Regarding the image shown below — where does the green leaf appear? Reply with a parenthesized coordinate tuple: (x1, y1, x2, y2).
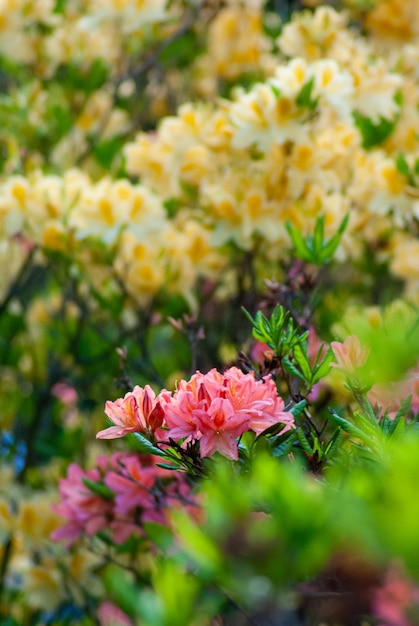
(93, 135, 124, 169)
(297, 428, 312, 454)
(158, 32, 201, 69)
(353, 111, 397, 149)
(312, 346, 334, 384)
(390, 417, 406, 438)
(313, 215, 325, 256)
(271, 433, 296, 457)
(143, 522, 174, 550)
(172, 511, 222, 573)
(361, 397, 379, 425)
(103, 565, 139, 619)
(286, 220, 311, 261)
(270, 83, 280, 98)
(153, 559, 200, 626)
(293, 343, 312, 382)
(393, 394, 413, 421)
(156, 463, 182, 471)
(324, 428, 341, 458)
(296, 76, 317, 109)
(395, 153, 410, 177)
(290, 400, 307, 418)
(128, 432, 168, 458)
(320, 213, 350, 261)
(283, 357, 306, 382)
(82, 478, 114, 500)
(329, 410, 375, 445)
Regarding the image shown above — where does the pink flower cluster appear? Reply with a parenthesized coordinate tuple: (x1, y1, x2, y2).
(51, 452, 193, 546)
(97, 367, 295, 461)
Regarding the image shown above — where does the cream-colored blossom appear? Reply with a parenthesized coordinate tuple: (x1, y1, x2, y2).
(277, 7, 349, 60)
(230, 82, 308, 151)
(349, 58, 402, 122)
(207, 6, 271, 80)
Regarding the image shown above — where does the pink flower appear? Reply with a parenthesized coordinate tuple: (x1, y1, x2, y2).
(224, 367, 294, 436)
(197, 396, 249, 460)
(164, 367, 294, 460)
(51, 382, 78, 405)
(105, 455, 157, 516)
(51, 453, 197, 547)
(369, 362, 419, 418)
(331, 335, 369, 374)
(51, 464, 112, 546)
(97, 385, 169, 439)
(372, 565, 419, 626)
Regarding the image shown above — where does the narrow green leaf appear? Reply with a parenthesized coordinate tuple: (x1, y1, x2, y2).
(290, 399, 307, 418)
(82, 478, 114, 500)
(390, 417, 406, 437)
(286, 220, 311, 260)
(296, 76, 317, 109)
(130, 432, 168, 458)
(329, 410, 373, 444)
(297, 428, 312, 454)
(143, 522, 174, 550)
(156, 463, 182, 471)
(241, 306, 255, 326)
(282, 357, 306, 381)
(324, 428, 341, 458)
(293, 343, 312, 382)
(395, 153, 410, 177)
(311, 346, 334, 384)
(271, 434, 296, 457)
(313, 216, 325, 256)
(319, 213, 350, 261)
(393, 394, 413, 421)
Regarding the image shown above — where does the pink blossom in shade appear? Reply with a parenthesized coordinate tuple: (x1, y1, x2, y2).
(51, 464, 112, 546)
(368, 362, 419, 419)
(104, 455, 156, 516)
(250, 340, 274, 364)
(51, 382, 78, 405)
(98, 602, 134, 626)
(372, 565, 419, 626)
(97, 385, 170, 440)
(330, 335, 369, 374)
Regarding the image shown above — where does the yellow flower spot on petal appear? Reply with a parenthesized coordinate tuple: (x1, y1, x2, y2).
(11, 182, 27, 205)
(321, 66, 334, 88)
(293, 64, 306, 85)
(382, 165, 404, 195)
(247, 194, 262, 219)
(134, 243, 146, 261)
(276, 98, 292, 121)
(98, 198, 114, 225)
(130, 195, 144, 220)
(295, 145, 313, 170)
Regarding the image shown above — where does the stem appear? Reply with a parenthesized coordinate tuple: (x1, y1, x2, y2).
(0, 246, 36, 317)
(0, 534, 13, 610)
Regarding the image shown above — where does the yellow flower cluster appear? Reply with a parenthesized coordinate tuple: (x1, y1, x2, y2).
(123, 4, 419, 296)
(0, 0, 172, 70)
(0, 170, 224, 306)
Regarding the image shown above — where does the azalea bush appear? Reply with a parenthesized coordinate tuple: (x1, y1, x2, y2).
(1, 0, 419, 624)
